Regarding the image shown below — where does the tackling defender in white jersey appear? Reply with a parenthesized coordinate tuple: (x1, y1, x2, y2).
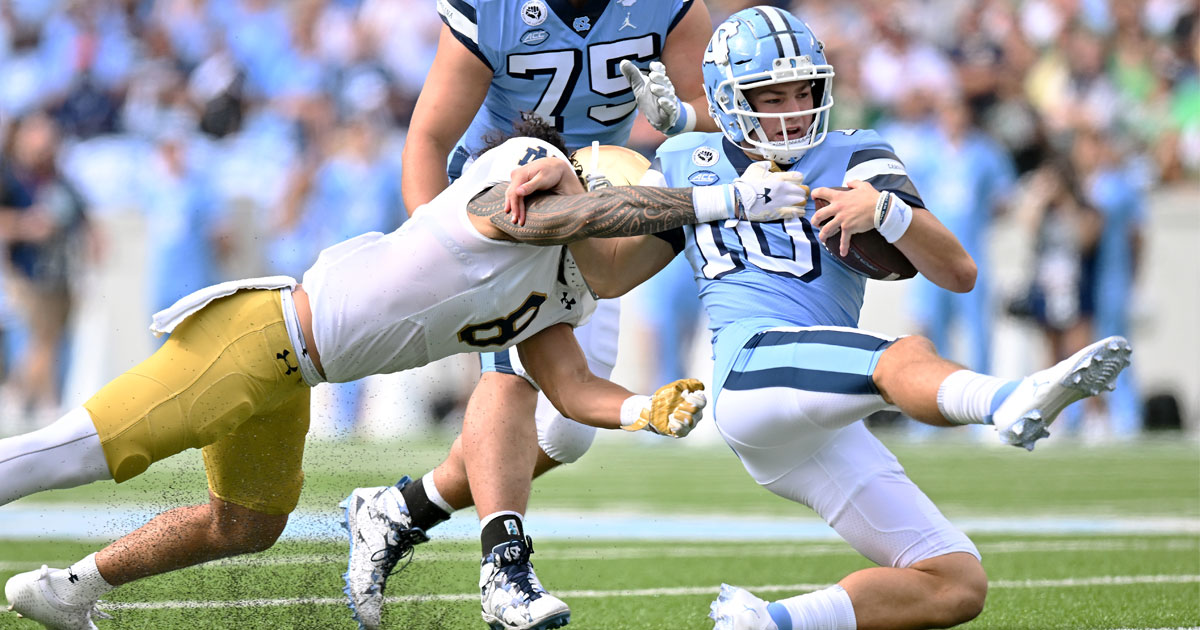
(352, 1, 720, 629)
(0, 130, 809, 630)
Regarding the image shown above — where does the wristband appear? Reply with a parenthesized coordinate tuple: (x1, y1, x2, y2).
(692, 184, 740, 223)
(665, 101, 696, 136)
(874, 191, 913, 243)
(620, 395, 651, 431)
(873, 191, 891, 230)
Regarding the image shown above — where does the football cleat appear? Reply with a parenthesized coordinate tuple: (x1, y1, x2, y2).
(479, 537, 570, 630)
(992, 336, 1132, 450)
(709, 584, 775, 630)
(341, 477, 430, 630)
(4, 566, 112, 630)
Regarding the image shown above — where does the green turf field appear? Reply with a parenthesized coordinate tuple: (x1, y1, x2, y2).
(2, 433, 1198, 629)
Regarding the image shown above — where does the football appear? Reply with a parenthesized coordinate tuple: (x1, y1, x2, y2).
(814, 187, 918, 281)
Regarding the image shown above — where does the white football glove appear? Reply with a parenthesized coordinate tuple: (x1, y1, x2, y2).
(619, 60, 694, 136)
(621, 378, 706, 438)
(692, 161, 809, 223)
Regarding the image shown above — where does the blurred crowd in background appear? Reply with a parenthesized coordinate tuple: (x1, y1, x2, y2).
(0, 0, 1195, 438)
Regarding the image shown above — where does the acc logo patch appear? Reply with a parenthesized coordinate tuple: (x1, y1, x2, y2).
(688, 170, 719, 186)
(520, 29, 549, 46)
(521, 0, 547, 26)
(692, 146, 719, 167)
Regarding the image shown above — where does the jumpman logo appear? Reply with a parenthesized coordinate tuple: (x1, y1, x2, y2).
(276, 349, 299, 375)
(619, 12, 636, 30)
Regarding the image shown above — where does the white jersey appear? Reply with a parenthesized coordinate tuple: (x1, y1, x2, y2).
(302, 138, 596, 383)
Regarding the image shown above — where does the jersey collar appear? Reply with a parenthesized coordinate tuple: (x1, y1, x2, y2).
(722, 137, 809, 175)
(723, 138, 756, 175)
(547, 0, 610, 39)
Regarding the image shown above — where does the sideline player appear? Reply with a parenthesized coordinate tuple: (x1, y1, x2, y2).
(515, 7, 1131, 629)
(347, 2, 721, 629)
(0, 126, 808, 630)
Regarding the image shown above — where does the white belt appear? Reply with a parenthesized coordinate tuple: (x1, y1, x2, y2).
(149, 275, 298, 336)
(279, 287, 323, 387)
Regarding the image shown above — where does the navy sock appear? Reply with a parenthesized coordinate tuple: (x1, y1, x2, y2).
(400, 477, 451, 531)
(480, 513, 525, 556)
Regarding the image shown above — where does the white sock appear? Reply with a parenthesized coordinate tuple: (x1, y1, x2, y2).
(771, 585, 856, 630)
(936, 370, 1020, 425)
(48, 553, 114, 606)
(422, 471, 454, 514)
(0, 407, 111, 505)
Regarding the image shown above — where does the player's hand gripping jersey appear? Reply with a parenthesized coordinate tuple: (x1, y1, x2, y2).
(647, 130, 926, 337)
(303, 138, 596, 383)
(439, 0, 696, 176)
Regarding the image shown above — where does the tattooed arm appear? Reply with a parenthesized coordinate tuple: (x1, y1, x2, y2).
(466, 183, 699, 245)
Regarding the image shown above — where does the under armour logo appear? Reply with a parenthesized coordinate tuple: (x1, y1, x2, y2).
(67, 570, 80, 583)
(759, 187, 772, 204)
(561, 293, 576, 309)
(276, 349, 299, 375)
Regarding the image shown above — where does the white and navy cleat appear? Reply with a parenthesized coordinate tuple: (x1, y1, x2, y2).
(709, 584, 774, 630)
(341, 477, 430, 630)
(993, 336, 1132, 450)
(479, 537, 570, 630)
(4, 566, 111, 630)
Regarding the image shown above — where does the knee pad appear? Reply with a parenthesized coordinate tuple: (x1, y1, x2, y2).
(535, 395, 596, 464)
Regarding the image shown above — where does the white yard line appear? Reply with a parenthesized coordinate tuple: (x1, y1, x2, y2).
(2, 505, 1197, 542)
(2, 536, 1197, 572)
(85, 574, 1200, 611)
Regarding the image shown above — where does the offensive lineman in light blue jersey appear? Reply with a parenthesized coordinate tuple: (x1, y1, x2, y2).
(441, 0, 694, 176)
(521, 7, 1130, 630)
(410, 0, 719, 199)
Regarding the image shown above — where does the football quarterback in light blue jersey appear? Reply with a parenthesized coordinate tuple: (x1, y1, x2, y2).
(368, 8, 720, 630)
(654, 128, 925, 336)
(621, 7, 1131, 630)
(438, 0, 703, 180)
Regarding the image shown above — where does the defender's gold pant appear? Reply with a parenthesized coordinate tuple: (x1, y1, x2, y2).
(85, 290, 310, 515)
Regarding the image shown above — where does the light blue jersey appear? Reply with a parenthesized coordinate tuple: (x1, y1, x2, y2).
(652, 130, 926, 338)
(438, 0, 694, 178)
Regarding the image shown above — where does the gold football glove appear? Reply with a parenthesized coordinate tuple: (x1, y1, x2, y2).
(622, 378, 707, 438)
